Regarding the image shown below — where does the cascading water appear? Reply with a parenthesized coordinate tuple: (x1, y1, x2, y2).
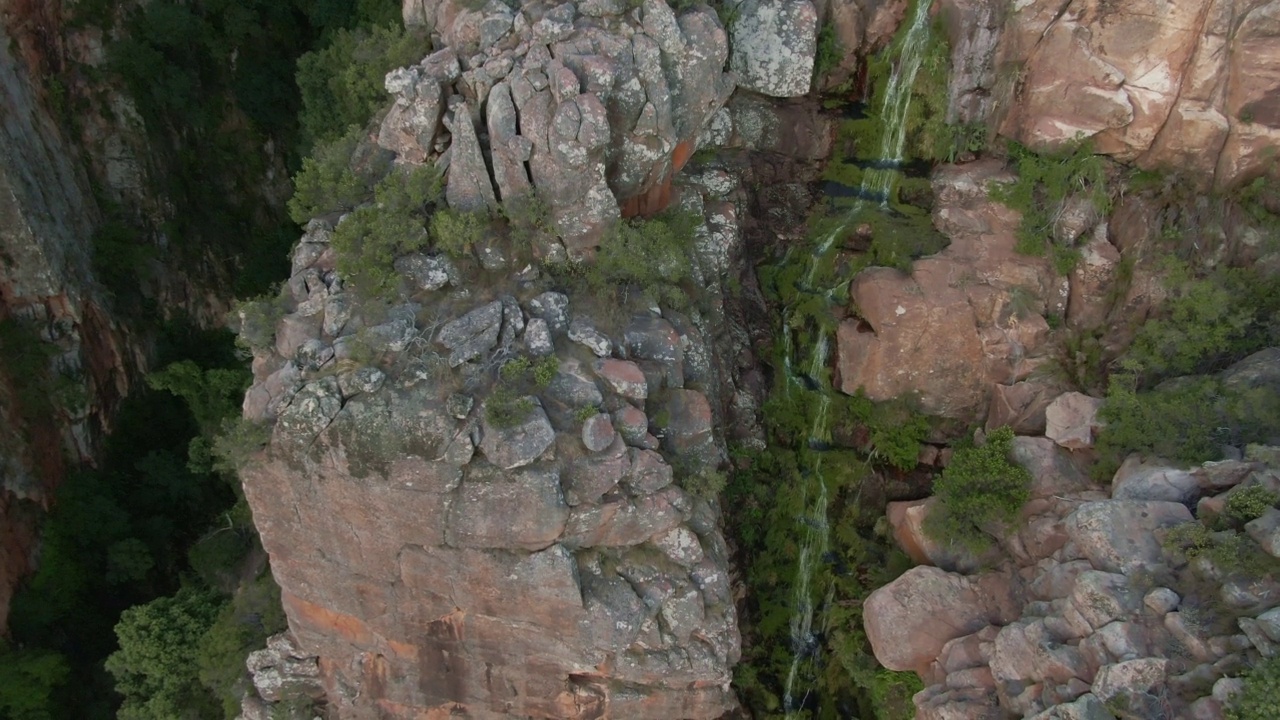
(779, 0, 936, 713)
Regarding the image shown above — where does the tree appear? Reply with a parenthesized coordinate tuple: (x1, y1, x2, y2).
(0, 643, 70, 720)
(105, 587, 225, 720)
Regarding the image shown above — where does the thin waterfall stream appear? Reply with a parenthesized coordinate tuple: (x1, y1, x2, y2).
(779, 0, 936, 713)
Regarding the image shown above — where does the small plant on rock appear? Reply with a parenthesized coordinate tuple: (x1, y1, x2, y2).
(1222, 486, 1279, 529)
(1228, 655, 1280, 720)
(923, 426, 1032, 552)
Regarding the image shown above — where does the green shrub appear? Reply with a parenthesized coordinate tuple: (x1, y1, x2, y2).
(486, 388, 535, 428)
(287, 126, 378, 224)
(0, 642, 70, 720)
(924, 426, 1032, 552)
(532, 355, 560, 389)
(1228, 656, 1280, 720)
(813, 21, 842, 84)
(1223, 486, 1279, 528)
(430, 207, 488, 259)
(196, 572, 288, 719)
(681, 469, 727, 500)
(295, 23, 430, 150)
(331, 164, 443, 295)
(990, 140, 1109, 273)
(0, 318, 59, 418)
(231, 292, 289, 352)
(210, 417, 272, 475)
(1163, 522, 1280, 580)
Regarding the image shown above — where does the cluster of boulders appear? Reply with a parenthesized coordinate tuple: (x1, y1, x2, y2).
(866, 371, 1280, 719)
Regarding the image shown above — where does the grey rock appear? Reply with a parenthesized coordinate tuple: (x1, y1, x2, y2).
(437, 300, 503, 366)
(1028, 693, 1112, 720)
(446, 392, 474, 420)
(659, 585, 705, 643)
(337, 366, 385, 398)
(1067, 571, 1143, 632)
(582, 569, 646, 653)
(394, 253, 455, 291)
(1245, 507, 1280, 558)
(245, 633, 322, 703)
(498, 294, 524, 347)
(562, 485, 688, 547)
(730, 0, 817, 98)
(651, 526, 704, 567)
(1066, 500, 1193, 574)
(486, 81, 532, 202)
(523, 317, 554, 356)
(613, 405, 650, 446)
(294, 338, 333, 371)
(276, 378, 343, 447)
(443, 99, 498, 212)
(1239, 617, 1278, 657)
(478, 400, 555, 470)
(1111, 456, 1200, 504)
(1257, 606, 1280, 643)
(624, 316, 683, 387)
(527, 291, 570, 333)
(569, 317, 612, 357)
(582, 413, 617, 452)
(1090, 658, 1168, 703)
(322, 294, 353, 337)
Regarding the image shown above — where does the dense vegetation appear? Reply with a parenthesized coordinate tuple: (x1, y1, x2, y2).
(1, 1, 409, 718)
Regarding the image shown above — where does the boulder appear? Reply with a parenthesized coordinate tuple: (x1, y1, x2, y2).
(863, 566, 1018, 673)
(445, 467, 569, 550)
(1244, 507, 1280, 558)
(1090, 658, 1168, 704)
(1111, 456, 1200, 505)
(442, 98, 498, 212)
(1065, 500, 1192, 574)
(730, 0, 818, 98)
(986, 380, 1059, 435)
(581, 413, 617, 453)
(437, 300, 503, 366)
(478, 401, 555, 470)
(1045, 392, 1104, 450)
(594, 358, 648, 400)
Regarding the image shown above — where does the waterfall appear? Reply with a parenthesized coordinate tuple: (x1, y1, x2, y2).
(779, 1, 936, 714)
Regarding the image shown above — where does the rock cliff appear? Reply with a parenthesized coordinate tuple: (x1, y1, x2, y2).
(0, 21, 131, 634)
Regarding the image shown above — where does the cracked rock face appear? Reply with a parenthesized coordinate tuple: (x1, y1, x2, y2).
(384, 0, 735, 250)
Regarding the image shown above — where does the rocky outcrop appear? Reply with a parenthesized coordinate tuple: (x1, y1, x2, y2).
(388, 0, 736, 250)
(946, 0, 1280, 189)
(865, 389, 1280, 719)
(836, 160, 1061, 421)
(730, 0, 819, 98)
(239, 163, 754, 716)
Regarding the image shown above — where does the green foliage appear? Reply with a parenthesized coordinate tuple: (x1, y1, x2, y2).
(330, 164, 446, 295)
(596, 211, 700, 288)
(1228, 656, 1280, 720)
(925, 427, 1032, 552)
(681, 469, 727, 500)
(1222, 486, 1279, 528)
(531, 355, 560, 389)
(990, 140, 1109, 273)
(485, 388, 535, 428)
(501, 194, 554, 246)
(231, 291, 289, 351)
(430, 207, 489, 259)
(287, 126, 383, 223)
(0, 642, 70, 720)
(196, 573, 289, 719)
(1163, 522, 1280, 581)
(210, 417, 273, 475)
(148, 361, 251, 439)
(106, 539, 157, 586)
(1124, 265, 1280, 385)
(92, 221, 158, 306)
(0, 318, 62, 419)
(575, 406, 601, 424)
(295, 22, 430, 150)
(812, 21, 842, 84)
(106, 587, 225, 720)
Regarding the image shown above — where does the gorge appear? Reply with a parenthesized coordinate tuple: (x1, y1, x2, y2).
(1, 1, 1279, 719)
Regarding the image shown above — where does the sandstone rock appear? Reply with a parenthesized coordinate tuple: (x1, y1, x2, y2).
(478, 400, 555, 470)
(445, 466, 568, 550)
(594, 358, 648, 400)
(986, 380, 1059, 435)
(624, 316, 683, 387)
(485, 80, 531, 202)
(563, 437, 629, 506)
(624, 448, 674, 495)
(523, 317, 554, 356)
(1045, 392, 1103, 450)
(1066, 500, 1193, 574)
(1245, 507, 1280, 558)
(563, 486, 688, 547)
(730, 0, 818, 98)
(275, 379, 343, 448)
(1257, 606, 1280, 644)
(864, 566, 1018, 673)
(1027, 693, 1112, 720)
(1091, 658, 1168, 704)
(1067, 571, 1143, 634)
(437, 300, 503, 366)
(990, 620, 1091, 707)
(1067, 230, 1121, 330)
(581, 413, 616, 453)
(651, 526, 704, 567)
(1111, 456, 1200, 505)
(657, 388, 718, 467)
(613, 405, 650, 447)
(1143, 587, 1180, 616)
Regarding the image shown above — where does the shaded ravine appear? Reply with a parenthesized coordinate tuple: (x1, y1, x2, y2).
(779, 0, 936, 712)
